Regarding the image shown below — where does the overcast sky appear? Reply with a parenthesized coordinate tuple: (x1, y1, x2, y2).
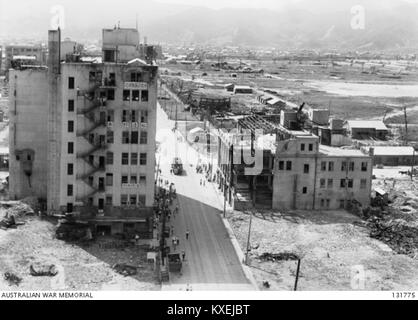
(158, 0, 418, 10)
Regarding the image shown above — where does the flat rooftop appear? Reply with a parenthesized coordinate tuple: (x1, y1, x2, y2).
(319, 145, 369, 157)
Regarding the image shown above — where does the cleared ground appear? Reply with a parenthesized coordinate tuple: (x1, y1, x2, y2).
(0, 215, 159, 291)
(228, 209, 418, 291)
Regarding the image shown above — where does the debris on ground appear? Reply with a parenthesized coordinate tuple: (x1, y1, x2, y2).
(4, 272, 22, 286)
(112, 264, 138, 277)
(258, 252, 300, 262)
(29, 264, 58, 277)
(55, 219, 91, 242)
(367, 217, 418, 256)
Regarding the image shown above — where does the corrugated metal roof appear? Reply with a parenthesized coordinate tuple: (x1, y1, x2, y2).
(373, 146, 415, 156)
(346, 120, 388, 131)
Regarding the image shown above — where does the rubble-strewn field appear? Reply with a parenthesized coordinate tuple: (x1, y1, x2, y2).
(0, 202, 160, 291)
(228, 209, 418, 291)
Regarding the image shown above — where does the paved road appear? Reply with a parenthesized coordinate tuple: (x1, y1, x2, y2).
(156, 103, 254, 291)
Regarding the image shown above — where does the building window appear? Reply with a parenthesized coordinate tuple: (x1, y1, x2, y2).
(67, 203, 73, 213)
(123, 90, 130, 101)
(131, 153, 138, 165)
(131, 131, 139, 144)
(130, 195, 137, 206)
(141, 110, 148, 124)
(107, 131, 114, 144)
(321, 162, 327, 171)
(68, 100, 74, 112)
(278, 161, 284, 171)
(321, 199, 325, 208)
(302, 187, 308, 194)
(349, 162, 355, 171)
(106, 173, 113, 187)
(67, 163, 74, 175)
(140, 153, 147, 166)
(130, 175, 137, 184)
(121, 176, 128, 185)
(309, 144, 314, 152)
(141, 90, 149, 102)
(360, 179, 367, 189)
(140, 131, 148, 144)
(132, 90, 140, 101)
(139, 175, 146, 184)
(361, 162, 368, 172)
(105, 196, 113, 206)
(68, 142, 74, 154)
(122, 110, 128, 123)
(326, 199, 330, 208)
(67, 185, 73, 197)
(68, 77, 75, 89)
(327, 179, 333, 188)
(122, 131, 130, 144)
(121, 195, 128, 206)
(68, 121, 74, 133)
(122, 153, 129, 165)
(286, 161, 292, 171)
(328, 162, 334, 172)
(131, 72, 142, 82)
(339, 200, 345, 209)
(304, 164, 310, 174)
(138, 195, 146, 207)
(106, 152, 114, 165)
(340, 179, 346, 188)
(107, 110, 114, 122)
(341, 161, 347, 172)
(348, 179, 354, 189)
(104, 50, 115, 63)
(107, 89, 115, 101)
(320, 179, 326, 188)
(301, 144, 305, 151)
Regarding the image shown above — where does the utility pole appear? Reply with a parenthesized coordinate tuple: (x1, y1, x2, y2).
(404, 106, 408, 146)
(294, 259, 301, 291)
(245, 211, 253, 265)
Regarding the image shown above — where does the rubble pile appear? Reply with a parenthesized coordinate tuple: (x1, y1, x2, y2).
(112, 264, 138, 277)
(4, 272, 22, 286)
(29, 264, 58, 277)
(55, 219, 91, 242)
(258, 252, 300, 262)
(367, 217, 418, 256)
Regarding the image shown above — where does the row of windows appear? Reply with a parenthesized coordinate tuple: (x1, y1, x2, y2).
(321, 161, 368, 172)
(300, 143, 314, 152)
(68, 77, 149, 102)
(120, 194, 146, 207)
(278, 160, 369, 173)
(320, 178, 368, 189)
(105, 173, 147, 186)
(121, 153, 147, 166)
(106, 131, 148, 145)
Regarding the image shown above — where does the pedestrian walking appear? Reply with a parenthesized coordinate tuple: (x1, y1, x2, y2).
(200, 179, 202, 186)
(186, 230, 190, 240)
(182, 250, 186, 261)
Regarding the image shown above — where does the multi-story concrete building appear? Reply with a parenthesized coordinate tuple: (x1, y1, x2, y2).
(213, 113, 372, 212)
(9, 27, 158, 236)
(273, 134, 372, 211)
(5, 44, 46, 72)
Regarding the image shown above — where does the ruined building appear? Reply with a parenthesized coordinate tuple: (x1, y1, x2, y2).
(9, 27, 158, 236)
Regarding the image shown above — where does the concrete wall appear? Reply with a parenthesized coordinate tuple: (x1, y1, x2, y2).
(8, 69, 49, 200)
(272, 136, 372, 211)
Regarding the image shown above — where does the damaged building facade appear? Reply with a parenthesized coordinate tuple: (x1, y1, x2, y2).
(212, 109, 372, 211)
(9, 27, 158, 237)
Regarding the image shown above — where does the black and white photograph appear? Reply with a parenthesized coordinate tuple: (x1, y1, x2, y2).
(0, 0, 417, 302)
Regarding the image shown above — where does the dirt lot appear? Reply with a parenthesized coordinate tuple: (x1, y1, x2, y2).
(228, 209, 418, 291)
(0, 213, 160, 291)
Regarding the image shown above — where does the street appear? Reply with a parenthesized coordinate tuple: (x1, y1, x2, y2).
(156, 103, 254, 290)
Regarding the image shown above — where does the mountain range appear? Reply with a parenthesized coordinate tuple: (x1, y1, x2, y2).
(1, 0, 417, 50)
